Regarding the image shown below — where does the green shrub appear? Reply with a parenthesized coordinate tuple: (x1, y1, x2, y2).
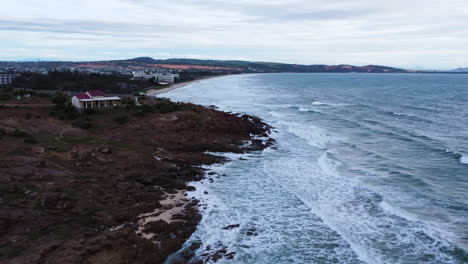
(23, 137, 38, 144)
(10, 129, 31, 137)
(0, 93, 11, 100)
(140, 104, 154, 114)
(80, 122, 92, 129)
(155, 100, 181, 113)
(83, 108, 96, 115)
(51, 93, 68, 106)
(132, 111, 146, 117)
(62, 104, 79, 120)
(121, 97, 135, 107)
(72, 118, 92, 129)
(50, 103, 79, 120)
(13, 90, 28, 96)
(114, 115, 129, 125)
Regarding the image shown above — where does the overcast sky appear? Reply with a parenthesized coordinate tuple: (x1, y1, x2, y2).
(1, 0, 467, 69)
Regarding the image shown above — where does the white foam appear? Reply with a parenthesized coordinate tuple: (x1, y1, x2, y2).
(264, 151, 461, 264)
(268, 111, 284, 118)
(446, 150, 468, 165)
(460, 154, 468, 164)
(298, 107, 311, 112)
(162, 73, 466, 264)
(312, 101, 327, 105)
(317, 152, 342, 177)
(279, 120, 343, 149)
(311, 101, 350, 107)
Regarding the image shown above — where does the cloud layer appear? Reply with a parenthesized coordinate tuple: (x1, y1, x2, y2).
(1, 0, 467, 69)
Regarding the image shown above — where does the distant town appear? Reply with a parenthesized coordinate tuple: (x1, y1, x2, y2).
(0, 57, 239, 95)
(1, 57, 466, 93)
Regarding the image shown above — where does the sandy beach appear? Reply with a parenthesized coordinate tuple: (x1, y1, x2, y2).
(146, 75, 222, 97)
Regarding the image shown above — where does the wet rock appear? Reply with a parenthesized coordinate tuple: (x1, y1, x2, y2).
(198, 241, 236, 262)
(222, 224, 240, 230)
(241, 226, 258, 236)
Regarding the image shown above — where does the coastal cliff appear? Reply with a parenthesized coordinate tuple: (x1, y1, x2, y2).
(0, 96, 273, 263)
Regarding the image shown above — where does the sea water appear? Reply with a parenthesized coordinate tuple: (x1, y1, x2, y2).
(164, 73, 468, 264)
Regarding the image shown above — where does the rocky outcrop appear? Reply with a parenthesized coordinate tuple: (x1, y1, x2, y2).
(0, 99, 273, 263)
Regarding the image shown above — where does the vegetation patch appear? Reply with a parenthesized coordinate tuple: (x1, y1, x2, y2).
(23, 137, 38, 144)
(114, 115, 129, 125)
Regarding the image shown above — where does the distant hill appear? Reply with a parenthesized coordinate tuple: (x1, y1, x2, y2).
(0, 57, 410, 73)
(125, 57, 408, 73)
(452, 67, 468, 72)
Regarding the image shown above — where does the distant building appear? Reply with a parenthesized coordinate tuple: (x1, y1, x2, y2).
(0, 74, 20, 86)
(132, 71, 153, 79)
(155, 74, 175, 83)
(71, 90, 121, 109)
(132, 71, 179, 83)
(154, 73, 179, 83)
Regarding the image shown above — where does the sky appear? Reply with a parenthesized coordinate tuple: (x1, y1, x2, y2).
(1, 0, 467, 69)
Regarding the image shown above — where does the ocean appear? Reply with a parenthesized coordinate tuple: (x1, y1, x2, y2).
(163, 73, 468, 264)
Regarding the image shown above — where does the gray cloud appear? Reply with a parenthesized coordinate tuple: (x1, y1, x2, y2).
(125, 0, 373, 23)
(0, 0, 467, 68)
(0, 18, 234, 38)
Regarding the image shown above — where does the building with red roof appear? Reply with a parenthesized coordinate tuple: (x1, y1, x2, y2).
(71, 90, 121, 109)
(86, 90, 106, 97)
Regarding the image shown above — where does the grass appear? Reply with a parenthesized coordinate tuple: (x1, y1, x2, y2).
(10, 129, 31, 137)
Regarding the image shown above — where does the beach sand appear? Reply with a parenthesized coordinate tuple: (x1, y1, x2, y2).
(146, 76, 221, 97)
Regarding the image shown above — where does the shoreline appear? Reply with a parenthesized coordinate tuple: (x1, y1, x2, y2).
(145, 75, 224, 97)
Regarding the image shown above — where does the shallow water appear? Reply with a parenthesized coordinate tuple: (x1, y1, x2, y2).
(164, 73, 468, 264)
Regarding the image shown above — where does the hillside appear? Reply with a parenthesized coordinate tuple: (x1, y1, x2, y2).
(452, 67, 468, 72)
(126, 57, 408, 73)
(0, 57, 409, 74)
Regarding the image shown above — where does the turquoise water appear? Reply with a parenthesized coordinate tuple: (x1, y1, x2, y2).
(164, 73, 468, 264)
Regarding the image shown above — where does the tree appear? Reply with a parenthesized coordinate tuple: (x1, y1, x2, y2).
(52, 93, 68, 106)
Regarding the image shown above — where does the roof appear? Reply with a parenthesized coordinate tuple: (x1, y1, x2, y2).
(87, 90, 105, 97)
(74, 93, 91, 99)
(80, 96, 121, 102)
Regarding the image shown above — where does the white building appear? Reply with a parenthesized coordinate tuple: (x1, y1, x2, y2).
(71, 90, 121, 109)
(0, 74, 20, 86)
(132, 71, 153, 79)
(154, 73, 179, 83)
(132, 71, 179, 83)
(155, 74, 175, 83)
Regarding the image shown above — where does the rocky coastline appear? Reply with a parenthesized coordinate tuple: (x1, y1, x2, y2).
(0, 96, 273, 263)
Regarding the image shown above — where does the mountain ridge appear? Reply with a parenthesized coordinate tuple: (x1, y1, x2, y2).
(452, 67, 468, 72)
(125, 57, 408, 73)
(4, 57, 465, 73)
